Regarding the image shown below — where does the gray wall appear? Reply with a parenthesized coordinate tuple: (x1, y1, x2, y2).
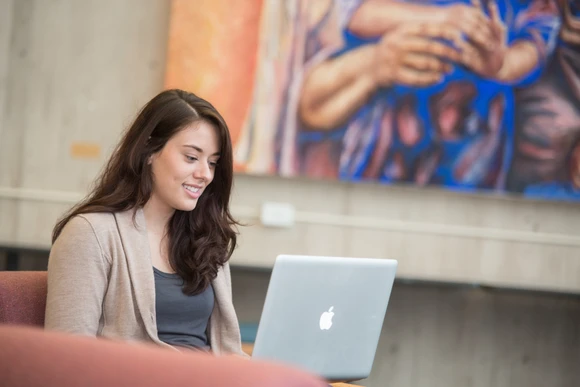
(233, 269, 580, 387)
(0, 0, 579, 293)
(0, 0, 580, 293)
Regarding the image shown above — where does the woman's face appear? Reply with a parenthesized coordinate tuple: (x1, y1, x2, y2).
(149, 120, 220, 214)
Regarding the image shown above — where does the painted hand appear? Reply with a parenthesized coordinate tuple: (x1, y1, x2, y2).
(372, 23, 464, 87)
(561, 0, 580, 45)
(436, 0, 495, 50)
(571, 143, 580, 190)
(460, 0, 508, 80)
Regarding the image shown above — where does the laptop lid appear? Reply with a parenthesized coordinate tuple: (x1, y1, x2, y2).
(251, 254, 398, 382)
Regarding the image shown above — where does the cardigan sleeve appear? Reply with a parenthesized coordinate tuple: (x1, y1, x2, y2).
(208, 261, 249, 357)
(45, 215, 111, 336)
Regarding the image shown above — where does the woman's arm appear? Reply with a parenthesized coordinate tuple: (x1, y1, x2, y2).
(45, 216, 110, 336)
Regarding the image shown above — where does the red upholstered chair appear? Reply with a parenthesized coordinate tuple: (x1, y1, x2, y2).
(0, 272, 328, 387)
(0, 325, 328, 387)
(0, 272, 349, 386)
(0, 271, 47, 326)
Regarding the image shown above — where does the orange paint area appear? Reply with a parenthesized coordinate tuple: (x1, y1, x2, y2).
(164, 0, 264, 148)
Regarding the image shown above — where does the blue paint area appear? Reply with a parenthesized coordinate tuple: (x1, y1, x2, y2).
(294, 0, 578, 200)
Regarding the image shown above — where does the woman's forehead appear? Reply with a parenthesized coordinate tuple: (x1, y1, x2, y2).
(172, 121, 221, 153)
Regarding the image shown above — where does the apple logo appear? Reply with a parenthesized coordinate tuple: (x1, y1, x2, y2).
(319, 306, 334, 330)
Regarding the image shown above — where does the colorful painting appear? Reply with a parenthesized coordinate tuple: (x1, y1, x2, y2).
(165, 0, 580, 201)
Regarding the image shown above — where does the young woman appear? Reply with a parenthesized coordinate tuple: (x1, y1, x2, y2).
(44, 89, 246, 356)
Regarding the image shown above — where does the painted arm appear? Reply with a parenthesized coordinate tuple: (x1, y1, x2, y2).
(298, 45, 378, 131)
(348, 0, 492, 48)
(299, 23, 464, 131)
(461, 0, 560, 83)
(495, 41, 540, 82)
(348, 0, 438, 37)
(560, 0, 580, 44)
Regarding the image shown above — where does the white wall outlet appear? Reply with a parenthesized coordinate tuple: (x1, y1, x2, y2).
(260, 202, 295, 228)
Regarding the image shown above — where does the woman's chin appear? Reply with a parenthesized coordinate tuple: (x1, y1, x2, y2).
(173, 199, 199, 212)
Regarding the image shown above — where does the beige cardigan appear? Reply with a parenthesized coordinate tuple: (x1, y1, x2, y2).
(44, 208, 245, 356)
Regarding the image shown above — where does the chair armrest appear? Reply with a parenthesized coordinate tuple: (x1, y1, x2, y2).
(0, 326, 327, 387)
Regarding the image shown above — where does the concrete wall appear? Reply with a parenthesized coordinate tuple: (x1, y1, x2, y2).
(233, 269, 580, 387)
(1, 0, 579, 293)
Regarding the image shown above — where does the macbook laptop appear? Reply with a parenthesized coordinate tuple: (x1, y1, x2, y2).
(251, 254, 398, 382)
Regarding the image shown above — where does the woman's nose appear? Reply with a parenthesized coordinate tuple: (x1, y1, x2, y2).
(193, 162, 212, 181)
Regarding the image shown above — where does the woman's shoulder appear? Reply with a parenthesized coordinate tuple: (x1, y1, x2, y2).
(65, 209, 140, 241)
(58, 210, 131, 244)
(53, 210, 132, 261)
(69, 212, 117, 232)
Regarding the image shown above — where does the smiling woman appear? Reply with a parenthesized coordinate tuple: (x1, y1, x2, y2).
(148, 121, 221, 215)
(44, 89, 246, 356)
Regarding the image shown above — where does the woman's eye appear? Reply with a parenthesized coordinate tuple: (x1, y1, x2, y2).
(186, 155, 197, 162)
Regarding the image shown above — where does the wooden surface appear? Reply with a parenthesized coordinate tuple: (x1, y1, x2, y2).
(242, 343, 361, 386)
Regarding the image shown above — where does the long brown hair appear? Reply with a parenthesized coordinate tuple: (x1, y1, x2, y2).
(53, 89, 239, 295)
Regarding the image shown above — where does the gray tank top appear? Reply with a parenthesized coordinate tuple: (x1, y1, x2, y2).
(153, 267, 214, 351)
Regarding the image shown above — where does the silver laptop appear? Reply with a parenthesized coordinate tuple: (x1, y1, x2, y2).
(251, 254, 398, 382)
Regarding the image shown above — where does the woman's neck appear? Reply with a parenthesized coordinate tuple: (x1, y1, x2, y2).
(143, 195, 175, 236)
